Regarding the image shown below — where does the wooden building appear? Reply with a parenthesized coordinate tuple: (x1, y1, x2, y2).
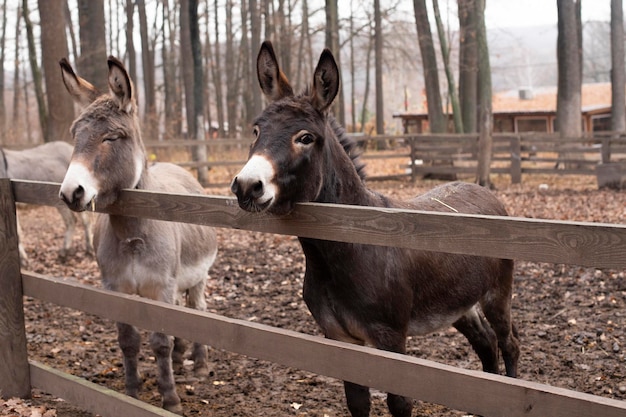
(394, 83, 613, 134)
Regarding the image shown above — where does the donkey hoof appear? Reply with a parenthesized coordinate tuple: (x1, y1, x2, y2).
(163, 398, 183, 415)
(193, 363, 212, 379)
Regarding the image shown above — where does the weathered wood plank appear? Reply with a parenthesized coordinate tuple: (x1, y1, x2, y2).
(11, 180, 626, 269)
(29, 361, 175, 417)
(0, 179, 31, 398)
(22, 273, 626, 417)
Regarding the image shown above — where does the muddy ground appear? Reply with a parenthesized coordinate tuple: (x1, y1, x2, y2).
(2, 175, 625, 416)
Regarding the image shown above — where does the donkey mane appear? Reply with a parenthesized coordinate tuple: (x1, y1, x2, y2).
(329, 116, 367, 181)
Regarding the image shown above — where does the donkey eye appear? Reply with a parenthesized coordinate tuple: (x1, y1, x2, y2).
(296, 133, 315, 146)
(252, 126, 260, 138)
(103, 136, 119, 143)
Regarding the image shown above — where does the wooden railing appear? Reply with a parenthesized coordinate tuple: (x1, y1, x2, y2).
(141, 132, 626, 185)
(1, 178, 626, 416)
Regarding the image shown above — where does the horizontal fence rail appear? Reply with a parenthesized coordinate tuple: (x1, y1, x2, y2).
(139, 132, 626, 184)
(21, 271, 626, 417)
(11, 180, 626, 269)
(2, 178, 626, 417)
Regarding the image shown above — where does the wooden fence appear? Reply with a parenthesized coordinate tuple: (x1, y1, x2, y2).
(141, 132, 626, 185)
(1, 178, 626, 417)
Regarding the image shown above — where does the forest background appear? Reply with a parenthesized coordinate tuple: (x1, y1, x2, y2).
(0, 1, 623, 185)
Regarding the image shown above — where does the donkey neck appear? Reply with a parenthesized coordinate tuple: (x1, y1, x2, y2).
(108, 159, 153, 240)
(316, 133, 386, 208)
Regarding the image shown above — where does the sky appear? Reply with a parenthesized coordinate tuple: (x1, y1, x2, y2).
(365, 0, 614, 30)
(484, 0, 611, 29)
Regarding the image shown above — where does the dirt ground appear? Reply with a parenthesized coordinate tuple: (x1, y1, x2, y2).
(2, 174, 625, 417)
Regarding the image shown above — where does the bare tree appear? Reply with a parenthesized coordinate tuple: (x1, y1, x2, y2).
(38, 0, 74, 143)
(326, 0, 345, 125)
(361, 27, 373, 133)
(12, 5, 22, 137)
(475, 0, 493, 187)
(125, 0, 137, 83)
(64, 1, 79, 61)
(0, 0, 7, 137)
(23, 0, 47, 141)
(137, 0, 156, 136)
(189, 0, 209, 184)
(458, 0, 477, 133)
(413, 0, 445, 133)
(556, 0, 582, 139)
(374, 0, 384, 135)
(212, 0, 225, 137)
(611, 0, 625, 132)
(161, 0, 181, 138)
(249, 0, 263, 118)
(433, 0, 462, 133)
(77, 0, 107, 91)
(225, 0, 238, 137)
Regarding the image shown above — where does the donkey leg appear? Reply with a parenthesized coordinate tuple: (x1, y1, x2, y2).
(344, 381, 371, 417)
(116, 322, 142, 398)
(453, 307, 499, 374)
(186, 280, 210, 378)
(172, 337, 187, 374)
(481, 261, 520, 378)
(56, 206, 76, 258)
(374, 337, 412, 417)
(482, 301, 520, 377)
(79, 211, 94, 254)
(150, 331, 182, 414)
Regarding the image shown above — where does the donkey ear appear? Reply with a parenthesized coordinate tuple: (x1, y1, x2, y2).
(311, 49, 340, 112)
(107, 56, 135, 113)
(59, 58, 101, 107)
(257, 41, 293, 102)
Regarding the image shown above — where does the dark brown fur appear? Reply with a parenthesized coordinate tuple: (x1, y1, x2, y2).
(232, 42, 519, 417)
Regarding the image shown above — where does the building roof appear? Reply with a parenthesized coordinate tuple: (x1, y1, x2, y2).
(492, 83, 612, 114)
(394, 83, 613, 118)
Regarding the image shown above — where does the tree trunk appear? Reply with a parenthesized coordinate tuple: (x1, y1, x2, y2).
(240, 0, 254, 126)
(212, 0, 225, 137)
(556, 0, 582, 138)
(38, 0, 74, 143)
(180, 0, 194, 138)
(0, 0, 7, 138)
(77, 0, 107, 91)
(137, 0, 156, 138)
(23, 0, 47, 142)
(361, 29, 373, 134)
(325, 0, 345, 125)
(413, 0, 445, 133)
(63, 1, 79, 61)
(374, 0, 384, 135)
(161, 0, 180, 139)
(249, 0, 263, 117)
(125, 0, 137, 84)
(225, 0, 238, 137)
(433, 0, 463, 133)
(11, 5, 21, 139)
(458, 0, 478, 133)
(611, 0, 625, 132)
(475, 0, 493, 187)
(189, 0, 208, 184)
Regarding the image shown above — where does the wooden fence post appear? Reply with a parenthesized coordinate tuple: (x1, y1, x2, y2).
(0, 178, 31, 398)
(409, 136, 417, 182)
(510, 135, 522, 184)
(601, 136, 612, 164)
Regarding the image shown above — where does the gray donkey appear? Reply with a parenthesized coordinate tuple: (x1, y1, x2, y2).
(58, 56, 218, 414)
(0, 141, 93, 263)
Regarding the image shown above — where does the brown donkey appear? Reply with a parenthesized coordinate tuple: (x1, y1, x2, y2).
(58, 57, 218, 414)
(231, 41, 520, 417)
